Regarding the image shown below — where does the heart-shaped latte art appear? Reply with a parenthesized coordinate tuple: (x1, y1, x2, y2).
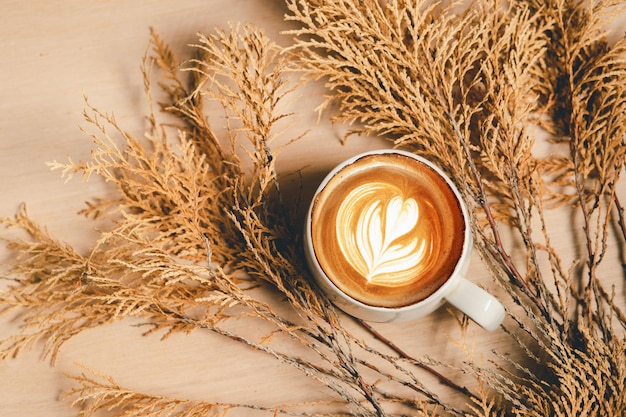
(336, 183, 427, 286)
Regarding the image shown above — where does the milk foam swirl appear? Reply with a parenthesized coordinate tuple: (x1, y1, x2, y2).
(336, 182, 428, 286)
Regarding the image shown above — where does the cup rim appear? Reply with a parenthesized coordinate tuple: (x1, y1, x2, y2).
(305, 148, 472, 313)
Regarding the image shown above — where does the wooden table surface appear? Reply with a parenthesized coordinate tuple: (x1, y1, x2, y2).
(1, 2, 625, 416)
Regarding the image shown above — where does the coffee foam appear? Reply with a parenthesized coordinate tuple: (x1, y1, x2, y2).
(310, 153, 465, 308)
(335, 182, 429, 285)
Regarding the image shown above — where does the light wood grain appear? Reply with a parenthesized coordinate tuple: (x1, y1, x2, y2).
(1, 2, 625, 416)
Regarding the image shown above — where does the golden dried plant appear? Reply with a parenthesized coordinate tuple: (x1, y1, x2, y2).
(1, 0, 625, 416)
(285, 0, 626, 414)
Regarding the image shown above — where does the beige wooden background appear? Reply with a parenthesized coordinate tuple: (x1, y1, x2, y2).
(1, 2, 625, 415)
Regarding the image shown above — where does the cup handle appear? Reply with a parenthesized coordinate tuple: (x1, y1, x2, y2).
(444, 278, 505, 331)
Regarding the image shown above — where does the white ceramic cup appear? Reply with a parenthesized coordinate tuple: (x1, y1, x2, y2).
(304, 149, 505, 331)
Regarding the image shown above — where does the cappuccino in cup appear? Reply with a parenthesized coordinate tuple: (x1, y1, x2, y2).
(305, 150, 505, 330)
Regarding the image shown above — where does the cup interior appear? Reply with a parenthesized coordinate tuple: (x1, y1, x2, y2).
(305, 149, 471, 313)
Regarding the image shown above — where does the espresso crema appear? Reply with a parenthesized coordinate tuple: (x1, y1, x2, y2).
(310, 153, 465, 308)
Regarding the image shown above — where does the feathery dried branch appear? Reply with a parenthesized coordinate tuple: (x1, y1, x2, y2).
(285, 0, 626, 414)
(2, 23, 464, 417)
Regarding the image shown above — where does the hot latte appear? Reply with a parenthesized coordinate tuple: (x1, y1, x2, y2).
(309, 152, 465, 308)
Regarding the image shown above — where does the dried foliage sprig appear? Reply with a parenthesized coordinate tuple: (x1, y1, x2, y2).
(2, 23, 469, 417)
(1, 1, 625, 416)
(285, 0, 626, 415)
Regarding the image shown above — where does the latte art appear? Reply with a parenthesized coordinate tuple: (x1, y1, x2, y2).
(336, 183, 428, 285)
